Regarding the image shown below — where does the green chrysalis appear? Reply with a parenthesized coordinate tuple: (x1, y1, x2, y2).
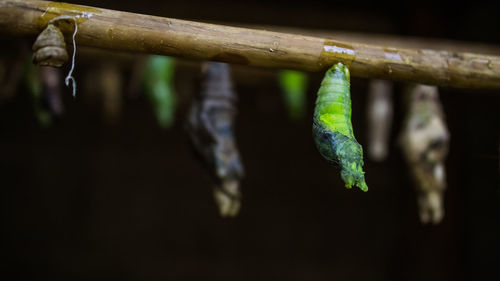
(313, 63, 368, 191)
(278, 70, 308, 120)
(143, 55, 176, 129)
(24, 60, 52, 127)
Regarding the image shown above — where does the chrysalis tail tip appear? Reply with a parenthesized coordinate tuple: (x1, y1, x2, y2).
(357, 179, 369, 192)
(213, 181, 241, 218)
(344, 181, 368, 192)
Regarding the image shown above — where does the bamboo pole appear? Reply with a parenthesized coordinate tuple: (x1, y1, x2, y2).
(244, 24, 500, 56)
(0, 0, 499, 89)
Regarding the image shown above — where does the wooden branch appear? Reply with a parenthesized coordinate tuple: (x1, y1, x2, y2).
(0, 0, 499, 89)
(243, 24, 500, 56)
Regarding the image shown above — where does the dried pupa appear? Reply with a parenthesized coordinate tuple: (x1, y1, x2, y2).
(32, 16, 78, 97)
(0, 46, 26, 102)
(399, 84, 450, 224)
(32, 23, 68, 67)
(40, 66, 64, 116)
(366, 79, 393, 162)
(186, 62, 245, 217)
(99, 63, 123, 124)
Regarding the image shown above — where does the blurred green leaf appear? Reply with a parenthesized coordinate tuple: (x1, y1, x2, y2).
(278, 70, 308, 121)
(143, 55, 177, 129)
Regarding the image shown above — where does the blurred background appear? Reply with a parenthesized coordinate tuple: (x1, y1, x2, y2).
(1, 0, 499, 280)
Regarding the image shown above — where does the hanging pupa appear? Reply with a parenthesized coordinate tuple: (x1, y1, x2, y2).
(99, 63, 123, 124)
(278, 70, 308, 121)
(186, 62, 245, 217)
(399, 84, 450, 224)
(142, 55, 177, 129)
(40, 66, 65, 117)
(32, 16, 79, 97)
(366, 79, 393, 162)
(24, 59, 52, 127)
(312, 63, 368, 191)
(0, 47, 28, 102)
(32, 23, 68, 67)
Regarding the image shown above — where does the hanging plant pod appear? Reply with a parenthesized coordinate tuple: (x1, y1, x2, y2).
(143, 55, 176, 129)
(278, 70, 308, 121)
(400, 84, 450, 224)
(186, 62, 245, 217)
(312, 62, 368, 191)
(366, 79, 393, 162)
(32, 23, 68, 67)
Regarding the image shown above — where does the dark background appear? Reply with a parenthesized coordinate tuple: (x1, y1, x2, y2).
(1, 0, 500, 280)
